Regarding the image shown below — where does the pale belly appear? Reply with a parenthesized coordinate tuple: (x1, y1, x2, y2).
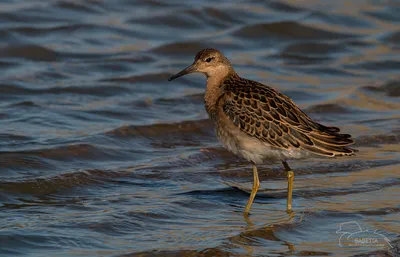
(213, 115, 310, 164)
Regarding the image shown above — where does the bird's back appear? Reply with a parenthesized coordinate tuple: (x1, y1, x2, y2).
(218, 75, 356, 158)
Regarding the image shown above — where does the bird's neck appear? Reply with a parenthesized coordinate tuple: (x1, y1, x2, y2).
(204, 71, 237, 120)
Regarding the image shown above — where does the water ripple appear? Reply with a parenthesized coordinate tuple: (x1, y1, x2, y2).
(0, 0, 399, 256)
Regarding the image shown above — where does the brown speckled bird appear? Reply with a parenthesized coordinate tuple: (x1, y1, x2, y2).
(168, 48, 355, 215)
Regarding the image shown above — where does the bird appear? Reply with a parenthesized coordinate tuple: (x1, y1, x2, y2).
(168, 48, 356, 215)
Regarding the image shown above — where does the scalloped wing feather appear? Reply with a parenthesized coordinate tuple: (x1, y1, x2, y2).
(221, 76, 356, 157)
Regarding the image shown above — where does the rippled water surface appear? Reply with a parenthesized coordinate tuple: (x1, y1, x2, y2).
(1, 0, 399, 256)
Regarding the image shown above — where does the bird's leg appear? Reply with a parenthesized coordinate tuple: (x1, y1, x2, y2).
(282, 160, 294, 213)
(244, 164, 260, 216)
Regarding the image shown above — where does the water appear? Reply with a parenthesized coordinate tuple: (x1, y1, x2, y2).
(0, 0, 399, 256)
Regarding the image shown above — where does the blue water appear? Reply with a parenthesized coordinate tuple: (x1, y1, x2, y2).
(0, 0, 399, 256)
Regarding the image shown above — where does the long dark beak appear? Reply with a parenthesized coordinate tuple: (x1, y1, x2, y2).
(168, 64, 197, 81)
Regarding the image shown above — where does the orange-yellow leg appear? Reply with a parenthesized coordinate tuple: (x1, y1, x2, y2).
(282, 161, 294, 212)
(244, 164, 260, 215)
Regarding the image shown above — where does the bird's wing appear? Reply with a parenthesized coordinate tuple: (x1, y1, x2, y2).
(220, 77, 355, 157)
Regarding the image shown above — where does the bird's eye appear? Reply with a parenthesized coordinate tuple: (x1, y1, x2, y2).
(205, 57, 213, 62)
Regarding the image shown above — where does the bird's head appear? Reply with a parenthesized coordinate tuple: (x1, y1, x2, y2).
(168, 48, 234, 81)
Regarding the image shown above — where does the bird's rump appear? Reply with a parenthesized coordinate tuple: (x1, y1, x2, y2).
(220, 76, 356, 157)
